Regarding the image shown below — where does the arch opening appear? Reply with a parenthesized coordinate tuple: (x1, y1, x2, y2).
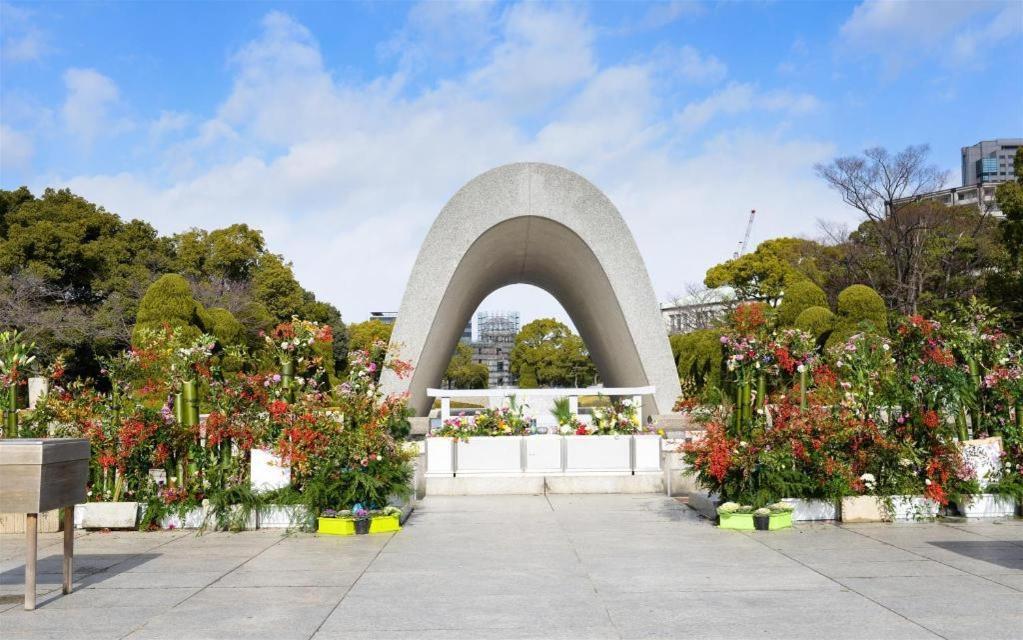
(381, 163, 680, 419)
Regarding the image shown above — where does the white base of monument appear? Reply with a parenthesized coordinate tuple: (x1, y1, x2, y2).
(426, 473, 664, 495)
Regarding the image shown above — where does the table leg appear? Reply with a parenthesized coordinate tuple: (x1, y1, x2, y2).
(25, 512, 37, 611)
(63, 507, 74, 594)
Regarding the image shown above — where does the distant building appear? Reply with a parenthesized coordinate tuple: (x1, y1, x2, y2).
(961, 139, 1021, 186)
(661, 291, 732, 336)
(370, 311, 471, 343)
(890, 183, 1003, 216)
(888, 139, 1020, 218)
(472, 311, 519, 387)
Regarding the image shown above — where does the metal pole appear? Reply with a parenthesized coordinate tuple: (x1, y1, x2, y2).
(63, 507, 74, 594)
(25, 512, 37, 610)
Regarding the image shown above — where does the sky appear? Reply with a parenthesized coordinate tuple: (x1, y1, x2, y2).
(2, 0, 1022, 330)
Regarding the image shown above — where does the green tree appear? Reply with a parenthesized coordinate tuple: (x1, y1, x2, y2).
(704, 238, 824, 303)
(777, 280, 828, 326)
(987, 148, 1023, 329)
(510, 318, 596, 387)
(443, 342, 489, 389)
(132, 274, 208, 345)
(518, 364, 539, 389)
(251, 253, 307, 322)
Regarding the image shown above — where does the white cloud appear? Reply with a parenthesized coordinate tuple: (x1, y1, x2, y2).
(839, 0, 1021, 73)
(50, 7, 847, 326)
(61, 68, 128, 147)
(0, 124, 34, 169)
(673, 45, 727, 83)
(674, 82, 820, 133)
(0, 2, 51, 62)
(149, 111, 190, 139)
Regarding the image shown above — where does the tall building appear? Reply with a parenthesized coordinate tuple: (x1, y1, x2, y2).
(961, 139, 1021, 186)
(472, 311, 520, 387)
(370, 311, 471, 343)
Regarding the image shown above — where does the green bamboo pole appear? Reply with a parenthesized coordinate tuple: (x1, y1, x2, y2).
(4, 384, 18, 437)
(182, 379, 199, 427)
(756, 374, 767, 412)
(1015, 404, 1022, 431)
(955, 408, 969, 442)
(281, 358, 295, 403)
(740, 381, 751, 435)
(967, 358, 982, 434)
(799, 369, 808, 413)
(174, 393, 185, 425)
(736, 380, 744, 431)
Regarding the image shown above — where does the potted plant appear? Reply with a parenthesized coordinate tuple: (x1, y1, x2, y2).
(317, 506, 402, 536)
(767, 502, 795, 529)
(753, 507, 771, 530)
(716, 502, 754, 530)
(353, 506, 370, 535)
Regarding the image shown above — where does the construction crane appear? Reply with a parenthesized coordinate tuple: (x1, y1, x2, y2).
(732, 209, 756, 259)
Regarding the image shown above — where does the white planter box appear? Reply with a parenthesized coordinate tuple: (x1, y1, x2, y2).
(781, 498, 838, 521)
(161, 506, 209, 529)
(456, 436, 523, 475)
(954, 494, 1017, 518)
(259, 504, 311, 529)
(841, 495, 938, 522)
(564, 435, 631, 474)
(77, 502, 140, 529)
(633, 435, 662, 473)
(425, 437, 455, 476)
(525, 435, 562, 474)
(250, 448, 290, 493)
(890, 495, 939, 521)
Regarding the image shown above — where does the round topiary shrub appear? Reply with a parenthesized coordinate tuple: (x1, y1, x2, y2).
(836, 284, 887, 335)
(825, 284, 888, 350)
(794, 306, 835, 339)
(206, 307, 244, 345)
(132, 274, 206, 345)
(778, 280, 828, 326)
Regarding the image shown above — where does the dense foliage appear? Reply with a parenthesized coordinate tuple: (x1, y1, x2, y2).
(5, 319, 414, 529)
(679, 300, 1022, 510)
(1, 187, 346, 380)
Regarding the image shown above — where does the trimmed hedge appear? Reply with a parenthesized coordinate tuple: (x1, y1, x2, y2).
(671, 329, 725, 392)
(795, 306, 835, 343)
(826, 284, 888, 349)
(778, 280, 828, 326)
(132, 274, 207, 345)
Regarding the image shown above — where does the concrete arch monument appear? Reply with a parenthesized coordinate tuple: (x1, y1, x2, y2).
(380, 163, 681, 419)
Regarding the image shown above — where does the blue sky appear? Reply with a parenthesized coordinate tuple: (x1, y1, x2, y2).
(2, 0, 1021, 326)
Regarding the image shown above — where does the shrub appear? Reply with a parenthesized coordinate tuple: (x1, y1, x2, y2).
(672, 329, 725, 393)
(778, 280, 828, 326)
(206, 307, 244, 345)
(795, 306, 835, 340)
(518, 364, 538, 388)
(132, 274, 207, 345)
(826, 284, 888, 349)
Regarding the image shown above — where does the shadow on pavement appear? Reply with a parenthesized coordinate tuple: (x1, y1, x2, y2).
(927, 541, 1023, 570)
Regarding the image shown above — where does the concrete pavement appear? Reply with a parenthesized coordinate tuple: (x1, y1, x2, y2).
(1, 494, 1020, 639)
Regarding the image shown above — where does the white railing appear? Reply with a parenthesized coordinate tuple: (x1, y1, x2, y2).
(426, 386, 655, 422)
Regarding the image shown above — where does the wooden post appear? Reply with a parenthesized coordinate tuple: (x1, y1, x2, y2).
(62, 507, 74, 594)
(632, 395, 642, 428)
(25, 512, 37, 610)
(440, 397, 451, 421)
(568, 395, 579, 416)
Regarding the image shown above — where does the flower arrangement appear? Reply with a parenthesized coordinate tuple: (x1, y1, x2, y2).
(590, 396, 640, 435)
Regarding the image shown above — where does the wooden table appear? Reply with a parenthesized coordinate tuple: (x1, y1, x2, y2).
(0, 439, 89, 610)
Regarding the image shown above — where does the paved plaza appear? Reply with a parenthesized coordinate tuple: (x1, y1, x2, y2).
(1, 495, 1021, 639)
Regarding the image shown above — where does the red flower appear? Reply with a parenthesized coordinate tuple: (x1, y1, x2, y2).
(268, 400, 289, 419)
(922, 410, 940, 430)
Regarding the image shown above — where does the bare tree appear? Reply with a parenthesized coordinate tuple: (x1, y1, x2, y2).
(815, 145, 950, 313)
